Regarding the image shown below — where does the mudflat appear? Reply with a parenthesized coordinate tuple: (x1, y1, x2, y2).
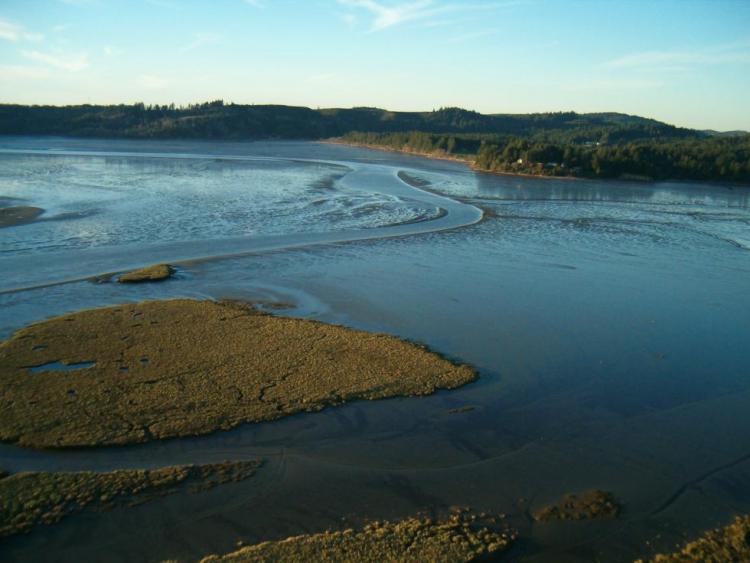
(0, 299, 476, 448)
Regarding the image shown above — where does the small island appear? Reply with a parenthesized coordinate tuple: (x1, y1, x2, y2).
(117, 263, 174, 283)
(533, 490, 620, 522)
(0, 299, 476, 448)
(0, 206, 44, 228)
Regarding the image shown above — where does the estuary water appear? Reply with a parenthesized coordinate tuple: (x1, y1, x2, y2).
(1, 137, 749, 562)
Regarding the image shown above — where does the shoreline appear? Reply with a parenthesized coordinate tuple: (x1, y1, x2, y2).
(326, 139, 749, 187)
(325, 139, 588, 183)
(3, 134, 745, 187)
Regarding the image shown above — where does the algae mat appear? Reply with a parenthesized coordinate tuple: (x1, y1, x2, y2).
(0, 299, 475, 448)
(199, 513, 515, 562)
(0, 460, 260, 538)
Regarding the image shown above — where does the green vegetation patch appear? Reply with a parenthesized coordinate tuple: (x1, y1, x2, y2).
(0, 206, 44, 228)
(0, 299, 476, 448)
(200, 511, 515, 562)
(117, 264, 174, 283)
(533, 490, 620, 522)
(637, 515, 750, 562)
(0, 460, 260, 538)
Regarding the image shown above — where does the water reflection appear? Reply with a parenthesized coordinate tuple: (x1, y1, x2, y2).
(474, 170, 750, 208)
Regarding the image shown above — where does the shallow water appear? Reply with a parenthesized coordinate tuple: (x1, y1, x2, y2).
(1, 137, 749, 562)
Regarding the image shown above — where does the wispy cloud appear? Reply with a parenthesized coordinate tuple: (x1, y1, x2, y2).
(336, 0, 529, 32)
(0, 64, 50, 81)
(561, 78, 665, 92)
(181, 32, 222, 52)
(137, 74, 169, 90)
(447, 29, 497, 43)
(244, 0, 264, 6)
(307, 72, 337, 82)
(340, 12, 357, 26)
(21, 50, 89, 72)
(603, 40, 750, 71)
(336, 0, 451, 31)
(0, 18, 44, 42)
(103, 45, 121, 56)
(145, 0, 182, 7)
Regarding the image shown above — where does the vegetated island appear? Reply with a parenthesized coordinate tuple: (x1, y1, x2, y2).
(533, 489, 621, 522)
(636, 514, 750, 562)
(0, 299, 475, 448)
(1, 103, 747, 184)
(198, 510, 515, 563)
(117, 263, 174, 283)
(0, 460, 260, 538)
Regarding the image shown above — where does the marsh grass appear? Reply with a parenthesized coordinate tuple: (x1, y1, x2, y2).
(0, 461, 260, 538)
(0, 299, 476, 448)
(199, 510, 515, 563)
(637, 515, 750, 562)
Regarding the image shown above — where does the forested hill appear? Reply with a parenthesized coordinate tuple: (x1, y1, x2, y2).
(0, 102, 702, 143)
(2, 101, 747, 182)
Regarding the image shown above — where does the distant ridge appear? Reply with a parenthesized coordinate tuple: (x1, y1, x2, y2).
(702, 129, 750, 137)
(0, 102, 706, 143)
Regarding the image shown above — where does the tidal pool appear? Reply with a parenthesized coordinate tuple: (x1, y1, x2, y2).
(0, 137, 748, 562)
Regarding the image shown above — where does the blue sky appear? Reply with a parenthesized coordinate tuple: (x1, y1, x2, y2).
(1, 0, 749, 130)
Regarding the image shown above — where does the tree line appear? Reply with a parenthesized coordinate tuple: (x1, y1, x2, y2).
(341, 131, 750, 183)
(0, 103, 699, 141)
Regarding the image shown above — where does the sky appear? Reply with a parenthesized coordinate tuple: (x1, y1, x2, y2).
(0, 0, 749, 130)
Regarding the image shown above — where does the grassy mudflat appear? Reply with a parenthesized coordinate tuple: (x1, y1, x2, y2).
(117, 264, 174, 283)
(0, 206, 44, 228)
(637, 515, 750, 562)
(0, 460, 260, 538)
(0, 299, 476, 448)
(199, 512, 515, 562)
(533, 490, 620, 522)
